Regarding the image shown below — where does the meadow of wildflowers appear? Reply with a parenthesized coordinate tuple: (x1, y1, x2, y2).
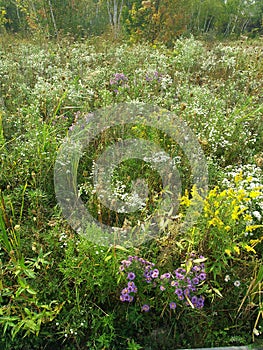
(0, 34, 262, 349)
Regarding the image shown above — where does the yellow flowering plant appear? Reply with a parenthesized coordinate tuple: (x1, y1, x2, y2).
(179, 174, 263, 280)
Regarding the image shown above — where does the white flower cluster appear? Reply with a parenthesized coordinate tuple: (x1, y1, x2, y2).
(222, 164, 263, 225)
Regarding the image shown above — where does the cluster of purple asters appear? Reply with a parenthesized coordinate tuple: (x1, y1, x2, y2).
(120, 280, 138, 302)
(163, 263, 207, 309)
(110, 73, 129, 93)
(119, 254, 207, 312)
(119, 255, 154, 306)
(120, 256, 156, 312)
(145, 70, 162, 82)
(119, 255, 155, 273)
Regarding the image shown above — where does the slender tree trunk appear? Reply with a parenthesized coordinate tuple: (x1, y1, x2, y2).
(231, 14, 238, 34)
(117, 0, 124, 33)
(16, 2, 21, 24)
(196, 3, 202, 32)
(107, 0, 113, 26)
(107, 0, 123, 37)
(203, 11, 208, 32)
(205, 16, 214, 33)
(48, 0, 58, 37)
(224, 16, 232, 36)
(241, 18, 249, 34)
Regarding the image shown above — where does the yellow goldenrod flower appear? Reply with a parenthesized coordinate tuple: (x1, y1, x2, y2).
(243, 214, 253, 222)
(244, 244, 256, 254)
(246, 224, 263, 232)
(233, 246, 240, 255)
(237, 189, 246, 201)
(249, 190, 261, 199)
(231, 206, 240, 220)
(208, 217, 224, 227)
(225, 249, 232, 256)
(234, 172, 243, 183)
(208, 186, 219, 199)
(180, 190, 191, 207)
(232, 206, 248, 220)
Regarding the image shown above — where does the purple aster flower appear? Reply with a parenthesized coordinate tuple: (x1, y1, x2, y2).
(177, 294, 184, 300)
(127, 272, 136, 280)
(123, 294, 130, 302)
(160, 285, 166, 291)
(160, 273, 171, 280)
(144, 271, 151, 278)
(150, 269, 159, 278)
(121, 260, 132, 268)
(176, 272, 184, 280)
(175, 288, 183, 296)
(169, 302, 177, 309)
(128, 295, 134, 302)
(141, 304, 150, 312)
(192, 265, 201, 272)
(174, 269, 185, 280)
(171, 280, 178, 287)
(127, 286, 134, 293)
(127, 281, 135, 287)
(191, 296, 198, 305)
(192, 277, 200, 285)
(177, 268, 186, 274)
(121, 288, 129, 294)
(199, 272, 206, 281)
(197, 297, 205, 308)
(112, 72, 128, 84)
(184, 288, 190, 296)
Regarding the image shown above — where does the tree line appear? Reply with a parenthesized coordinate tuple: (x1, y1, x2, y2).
(0, 0, 262, 42)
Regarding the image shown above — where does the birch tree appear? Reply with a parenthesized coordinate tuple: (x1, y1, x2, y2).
(106, 0, 124, 37)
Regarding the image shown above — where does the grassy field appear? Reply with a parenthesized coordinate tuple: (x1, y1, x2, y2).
(0, 34, 262, 349)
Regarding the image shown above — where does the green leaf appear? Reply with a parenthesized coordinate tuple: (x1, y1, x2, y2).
(212, 287, 223, 298)
(17, 277, 27, 288)
(114, 245, 129, 252)
(23, 307, 32, 316)
(193, 257, 207, 263)
(26, 288, 37, 295)
(23, 268, 36, 279)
